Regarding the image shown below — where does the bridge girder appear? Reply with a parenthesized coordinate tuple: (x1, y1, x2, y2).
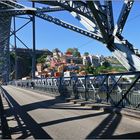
(0, 2, 12, 82)
(0, 0, 140, 83)
(35, 0, 140, 71)
(114, 0, 134, 36)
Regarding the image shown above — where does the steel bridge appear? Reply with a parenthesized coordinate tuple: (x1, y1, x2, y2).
(9, 71, 140, 110)
(1, 1, 140, 138)
(0, 0, 140, 83)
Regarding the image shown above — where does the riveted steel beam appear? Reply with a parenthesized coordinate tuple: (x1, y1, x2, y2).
(114, 0, 134, 35)
(33, 1, 94, 18)
(104, 0, 114, 35)
(0, 2, 12, 82)
(35, 12, 104, 43)
(0, 7, 64, 16)
(0, 16, 11, 83)
(33, 0, 103, 31)
(1, 0, 28, 9)
(86, 1, 109, 43)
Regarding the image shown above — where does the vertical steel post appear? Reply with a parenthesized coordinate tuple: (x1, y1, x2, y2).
(72, 76, 75, 98)
(106, 75, 109, 102)
(70, 76, 73, 97)
(32, 2, 36, 79)
(85, 75, 88, 101)
(59, 77, 62, 96)
(6, 43, 10, 83)
(8, 44, 11, 82)
(13, 17, 18, 80)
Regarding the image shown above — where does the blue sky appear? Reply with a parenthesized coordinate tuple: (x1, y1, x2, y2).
(10, 1, 140, 56)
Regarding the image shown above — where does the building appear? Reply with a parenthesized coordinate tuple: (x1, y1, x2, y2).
(82, 54, 101, 67)
(10, 48, 52, 79)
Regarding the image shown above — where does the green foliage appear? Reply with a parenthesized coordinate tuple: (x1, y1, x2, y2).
(52, 48, 60, 53)
(10, 52, 16, 58)
(85, 65, 96, 74)
(47, 63, 50, 68)
(73, 51, 81, 57)
(96, 66, 109, 74)
(112, 66, 127, 72)
(66, 48, 81, 57)
(102, 60, 111, 67)
(84, 52, 89, 56)
(67, 48, 74, 53)
(37, 57, 44, 63)
(83, 64, 126, 75)
(37, 53, 49, 64)
(73, 48, 78, 52)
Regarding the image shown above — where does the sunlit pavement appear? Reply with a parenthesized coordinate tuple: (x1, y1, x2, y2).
(1, 85, 140, 139)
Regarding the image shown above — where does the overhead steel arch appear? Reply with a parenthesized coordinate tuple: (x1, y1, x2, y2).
(0, 0, 139, 82)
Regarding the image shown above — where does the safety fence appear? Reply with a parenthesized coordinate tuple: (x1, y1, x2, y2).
(9, 71, 140, 109)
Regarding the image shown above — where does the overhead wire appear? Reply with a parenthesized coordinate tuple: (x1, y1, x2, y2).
(127, 14, 140, 23)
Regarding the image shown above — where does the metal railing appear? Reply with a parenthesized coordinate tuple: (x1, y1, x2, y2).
(9, 71, 140, 110)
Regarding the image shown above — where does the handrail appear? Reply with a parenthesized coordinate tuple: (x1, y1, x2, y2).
(9, 71, 140, 110)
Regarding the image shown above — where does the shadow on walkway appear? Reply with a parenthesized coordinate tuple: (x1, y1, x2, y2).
(2, 88, 52, 139)
(39, 111, 108, 127)
(3, 87, 140, 139)
(86, 109, 140, 139)
(2, 88, 108, 139)
(112, 132, 140, 139)
(86, 113, 122, 139)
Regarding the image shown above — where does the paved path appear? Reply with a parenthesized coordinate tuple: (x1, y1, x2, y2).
(1, 85, 140, 139)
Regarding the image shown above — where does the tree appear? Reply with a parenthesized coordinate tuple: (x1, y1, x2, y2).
(84, 52, 89, 56)
(84, 65, 96, 74)
(52, 48, 60, 53)
(73, 48, 78, 52)
(73, 51, 81, 57)
(66, 48, 81, 57)
(102, 60, 111, 67)
(67, 48, 74, 53)
(37, 53, 48, 63)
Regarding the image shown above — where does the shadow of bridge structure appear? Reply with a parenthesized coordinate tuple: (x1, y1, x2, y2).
(1, 88, 140, 139)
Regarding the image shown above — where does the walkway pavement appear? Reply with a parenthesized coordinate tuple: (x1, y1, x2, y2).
(1, 85, 140, 139)
(0, 87, 11, 139)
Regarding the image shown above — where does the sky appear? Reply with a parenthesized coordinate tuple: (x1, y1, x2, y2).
(10, 1, 140, 56)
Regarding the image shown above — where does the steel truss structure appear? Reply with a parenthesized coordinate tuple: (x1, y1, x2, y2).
(0, 0, 140, 83)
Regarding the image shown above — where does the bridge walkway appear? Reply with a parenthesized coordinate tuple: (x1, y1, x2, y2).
(1, 85, 140, 139)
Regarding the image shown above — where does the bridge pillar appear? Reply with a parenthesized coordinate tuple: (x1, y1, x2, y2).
(0, 15, 11, 83)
